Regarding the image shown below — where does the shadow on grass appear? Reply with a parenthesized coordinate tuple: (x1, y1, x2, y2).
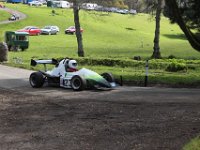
(125, 27, 136, 31)
(162, 34, 187, 40)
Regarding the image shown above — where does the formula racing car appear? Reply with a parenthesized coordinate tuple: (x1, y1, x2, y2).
(29, 58, 116, 91)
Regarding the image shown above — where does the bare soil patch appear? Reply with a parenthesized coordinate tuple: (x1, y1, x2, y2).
(0, 88, 200, 150)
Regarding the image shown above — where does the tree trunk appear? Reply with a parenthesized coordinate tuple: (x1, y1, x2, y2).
(166, 0, 200, 52)
(73, 0, 84, 57)
(152, 0, 162, 59)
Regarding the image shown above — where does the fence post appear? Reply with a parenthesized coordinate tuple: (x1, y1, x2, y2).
(120, 75, 123, 86)
(144, 60, 149, 87)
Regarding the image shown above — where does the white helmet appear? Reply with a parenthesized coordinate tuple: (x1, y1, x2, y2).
(68, 60, 78, 69)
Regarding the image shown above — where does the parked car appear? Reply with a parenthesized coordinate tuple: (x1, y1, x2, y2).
(65, 26, 83, 35)
(109, 7, 118, 13)
(94, 5, 103, 11)
(52, 25, 59, 32)
(17, 26, 41, 36)
(116, 9, 129, 14)
(28, 1, 42, 6)
(41, 26, 59, 35)
(130, 9, 137, 15)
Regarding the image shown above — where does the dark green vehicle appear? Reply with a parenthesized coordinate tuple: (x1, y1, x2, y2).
(5, 31, 29, 51)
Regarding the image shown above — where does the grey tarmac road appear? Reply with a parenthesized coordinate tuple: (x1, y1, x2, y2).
(0, 7, 27, 24)
(0, 64, 199, 102)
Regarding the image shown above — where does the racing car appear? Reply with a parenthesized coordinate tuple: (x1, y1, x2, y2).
(29, 58, 116, 91)
(8, 14, 19, 21)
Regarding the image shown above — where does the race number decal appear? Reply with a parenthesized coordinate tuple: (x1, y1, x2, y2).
(63, 79, 70, 86)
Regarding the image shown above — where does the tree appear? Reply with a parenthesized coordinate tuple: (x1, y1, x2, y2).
(71, 0, 127, 57)
(152, 0, 163, 58)
(165, 0, 200, 31)
(165, 0, 200, 52)
(73, 0, 84, 57)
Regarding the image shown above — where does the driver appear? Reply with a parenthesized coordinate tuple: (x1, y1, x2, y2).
(66, 59, 78, 72)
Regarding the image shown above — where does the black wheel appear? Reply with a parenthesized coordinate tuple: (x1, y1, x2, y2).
(8, 45, 11, 51)
(13, 46, 19, 51)
(71, 75, 87, 91)
(101, 72, 115, 82)
(29, 72, 45, 88)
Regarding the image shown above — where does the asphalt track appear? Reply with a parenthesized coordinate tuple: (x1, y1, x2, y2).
(0, 7, 27, 24)
(0, 64, 199, 102)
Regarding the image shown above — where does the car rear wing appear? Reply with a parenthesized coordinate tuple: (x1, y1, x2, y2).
(31, 59, 58, 66)
(31, 59, 58, 71)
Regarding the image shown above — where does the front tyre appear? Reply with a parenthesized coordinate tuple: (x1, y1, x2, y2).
(29, 72, 45, 88)
(71, 75, 86, 91)
(101, 72, 115, 82)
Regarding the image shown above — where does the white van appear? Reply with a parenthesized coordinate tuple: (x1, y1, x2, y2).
(51, 1, 70, 8)
(59, 1, 70, 8)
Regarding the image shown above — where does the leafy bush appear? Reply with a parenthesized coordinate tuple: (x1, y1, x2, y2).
(55, 57, 200, 72)
(57, 57, 145, 68)
(166, 62, 187, 72)
(149, 59, 169, 69)
(187, 64, 196, 70)
(168, 55, 176, 59)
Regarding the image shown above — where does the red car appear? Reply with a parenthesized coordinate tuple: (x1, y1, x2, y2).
(65, 26, 83, 35)
(17, 26, 41, 36)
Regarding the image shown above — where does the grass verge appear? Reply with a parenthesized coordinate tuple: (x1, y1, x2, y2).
(0, 9, 10, 21)
(183, 136, 200, 150)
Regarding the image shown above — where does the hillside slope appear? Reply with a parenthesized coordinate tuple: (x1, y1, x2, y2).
(0, 4, 200, 60)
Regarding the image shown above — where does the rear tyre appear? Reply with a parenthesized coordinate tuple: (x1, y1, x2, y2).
(8, 45, 11, 51)
(29, 72, 45, 88)
(71, 75, 86, 91)
(13, 46, 19, 51)
(101, 72, 115, 82)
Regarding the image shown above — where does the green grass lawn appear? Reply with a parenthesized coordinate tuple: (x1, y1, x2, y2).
(1, 4, 200, 60)
(1, 4, 200, 87)
(183, 136, 200, 150)
(0, 9, 10, 21)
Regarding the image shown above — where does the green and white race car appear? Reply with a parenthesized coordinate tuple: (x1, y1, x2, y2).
(29, 58, 116, 91)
